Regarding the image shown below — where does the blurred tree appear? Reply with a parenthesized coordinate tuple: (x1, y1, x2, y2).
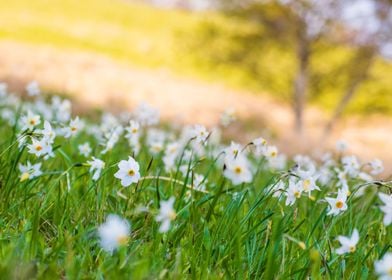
(324, 0, 392, 134)
(215, 0, 342, 134)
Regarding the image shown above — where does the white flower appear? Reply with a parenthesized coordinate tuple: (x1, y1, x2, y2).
(101, 126, 123, 154)
(20, 111, 41, 131)
(133, 102, 160, 126)
(19, 161, 42, 181)
(87, 157, 105, 181)
(224, 156, 253, 185)
(39, 120, 56, 143)
(191, 124, 209, 144)
(375, 253, 392, 280)
(335, 228, 359, 255)
(220, 108, 236, 127)
(125, 120, 140, 139)
(264, 145, 278, 160)
(78, 142, 92, 157)
(271, 180, 285, 199)
(285, 180, 302, 206)
(379, 193, 392, 226)
(156, 197, 176, 233)
(114, 156, 141, 187)
(252, 137, 267, 156)
(268, 154, 287, 170)
(26, 81, 40, 96)
(27, 137, 52, 158)
(325, 189, 348, 216)
(224, 141, 243, 160)
(342, 155, 360, 177)
(98, 215, 130, 253)
(336, 139, 348, 152)
(370, 159, 384, 176)
(63, 117, 82, 138)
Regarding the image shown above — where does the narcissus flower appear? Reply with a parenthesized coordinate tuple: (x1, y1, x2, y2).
(370, 159, 384, 175)
(20, 111, 41, 131)
(63, 116, 83, 138)
(78, 142, 92, 157)
(335, 228, 359, 255)
(379, 193, 392, 226)
(19, 161, 42, 181)
(87, 157, 105, 181)
(26, 81, 40, 96)
(224, 156, 253, 185)
(326, 189, 348, 216)
(374, 253, 392, 280)
(156, 197, 176, 233)
(98, 214, 130, 253)
(114, 156, 141, 187)
(285, 180, 302, 206)
(191, 124, 209, 144)
(27, 137, 53, 158)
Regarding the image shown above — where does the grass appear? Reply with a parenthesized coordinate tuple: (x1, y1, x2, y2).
(0, 0, 392, 115)
(0, 91, 391, 278)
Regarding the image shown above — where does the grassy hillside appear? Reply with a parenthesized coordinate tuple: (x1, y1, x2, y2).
(0, 0, 391, 115)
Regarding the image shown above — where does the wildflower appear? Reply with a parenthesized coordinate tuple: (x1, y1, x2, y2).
(87, 157, 105, 181)
(296, 166, 320, 196)
(379, 193, 392, 226)
(342, 155, 360, 177)
(285, 180, 302, 206)
(114, 156, 141, 187)
(78, 142, 92, 157)
(370, 159, 384, 176)
(271, 180, 285, 199)
(264, 145, 278, 160)
(224, 141, 243, 160)
(125, 120, 140, 140)
(156, 197, 176, 233)
(374, 253, 392, 279)
(252, 137, 267, 156)
(20, 111, 41, 131)
(63, 116, 82, 138)
(224, 156, 253, 185)
(336, 139, 348, 152)
(39, 120, 56, 143)
(26, 81, 40, 96)
(191, 124, 209, 144)
(325, 189, 348, 216)
(133, 102, 160, 126)
(19, 161, 42, 181)
(101, 126, 123, 154)
(220, 108, 236, 127)
(98, 215, 130, 253)
(27, 137, 52, 158)
(335, 228, 359, 255)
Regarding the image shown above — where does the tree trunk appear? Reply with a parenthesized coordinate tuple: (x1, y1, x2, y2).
(323, 48, 375, 136)
(293, 36, 309, 134)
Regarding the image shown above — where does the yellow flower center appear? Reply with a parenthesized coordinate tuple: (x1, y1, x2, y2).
(349, 246, 356, 253)
(132, 128, 138, 133)
(294, 191, 301, 198)
(30, 120, 36, 125)
(335, 201, 344, 209)
(71, 127, 77, 132)
(20, 172, 30, 182)
(303, 179, 311, 190)
(116, 235, 128, 246)
(270, 151, 277, 158)
(128, 169, 135, 176)
(169, 210, 177, 220)
(388, 268, 392, 276)
(234, 167, 242, 174)
(35, 145, 42, 151)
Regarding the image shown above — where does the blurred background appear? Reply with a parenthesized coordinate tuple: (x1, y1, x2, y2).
(0, 0, 391, 168)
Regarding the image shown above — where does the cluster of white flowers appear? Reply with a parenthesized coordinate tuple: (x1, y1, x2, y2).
(1, 82, 391, 273)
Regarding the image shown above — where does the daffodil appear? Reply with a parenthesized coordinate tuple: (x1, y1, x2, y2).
(98, 214, 130, 253)
(114, 156, 141, 187)
(156, 197, 176, 233)
(325, 189, 348, 216)
(335, 228, 359, 255)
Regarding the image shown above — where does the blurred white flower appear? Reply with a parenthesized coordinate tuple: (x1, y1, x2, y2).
(156, 197, 176, 233)
(114, 156, 141, 187)
(133, 102, 160, 126)
(379, 193, 392, 226)
(26, 81, 40, 96)
(220, 108, 236, 127)
(20, 111, 41, 131)
(374, 253, 392, 280)
(27, 137, 53, 158)
(370, 159, 384, 176)
(62, 116, 83, 138)
(19, 161, 42, 181)
(87, 157, 105, 181)
(335, 228, 359, 255)
(191, 124, 209, 144)
(98, 214, 130, 253)
(39, 120, 56, 143)
(326, 189, 348, 216)
(342, 155, 360, 177)
(336, 139, 348, 152)
(78, 142, 92, 157)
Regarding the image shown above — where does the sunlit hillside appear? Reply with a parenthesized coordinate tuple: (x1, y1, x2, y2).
(1, 0, 392, 115)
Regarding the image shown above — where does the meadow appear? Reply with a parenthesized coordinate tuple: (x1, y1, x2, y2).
(0, 84, 391, 279)
(1, 0, 392, 115)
